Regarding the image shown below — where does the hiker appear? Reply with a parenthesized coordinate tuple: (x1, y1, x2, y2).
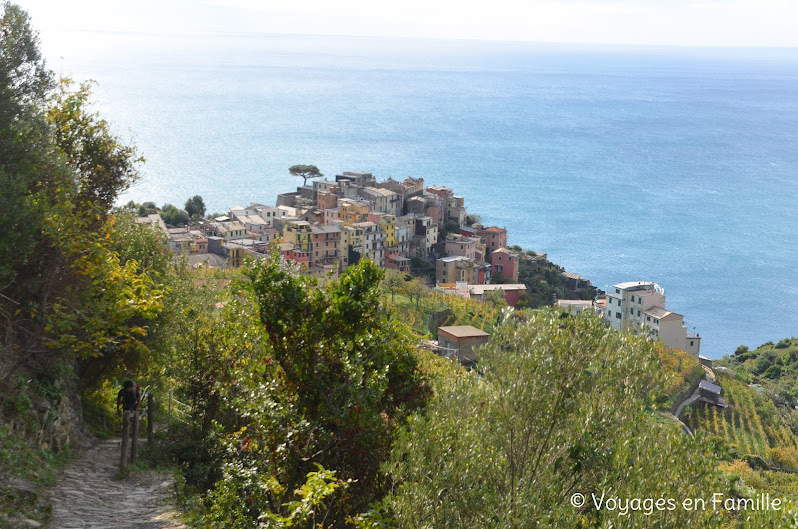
(116, 380, 141, 416)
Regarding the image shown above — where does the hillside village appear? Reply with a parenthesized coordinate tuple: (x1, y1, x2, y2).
(137, 170, 538, 297)
(136, 169, 702, 359)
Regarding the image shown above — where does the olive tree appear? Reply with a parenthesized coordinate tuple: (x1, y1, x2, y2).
(386, 309, 728, 528)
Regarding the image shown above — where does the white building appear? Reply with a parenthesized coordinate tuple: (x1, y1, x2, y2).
(604, 281, 700, 357)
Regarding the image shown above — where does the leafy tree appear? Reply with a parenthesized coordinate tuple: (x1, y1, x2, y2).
(185, 195, 206, 219)
(161, 203, 190, 226)
(404, 278, 427, 310)
(483, 288, 506, 308)
(441, 220, 460, 238)
(0, 5, 161, 390)
(465, 214, 482, 226)
(47, 79, 143, 215)
(381, 268, 406, 302)
(0, 2, 52, 114)
(160, 255, 430, 526)
(236, 255, 429, 517)
(0, 1, 55, 287)
(289, 164, 323, 187)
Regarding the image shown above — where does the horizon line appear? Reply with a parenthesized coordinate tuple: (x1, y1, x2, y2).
(65, 28, 798, 51)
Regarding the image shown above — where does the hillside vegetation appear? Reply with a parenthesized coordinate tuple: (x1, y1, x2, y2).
(718, 337, 798, 407)
(682, 374, 798, 471)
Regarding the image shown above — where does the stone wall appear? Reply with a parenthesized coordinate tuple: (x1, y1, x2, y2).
(2, 374, 84, 453)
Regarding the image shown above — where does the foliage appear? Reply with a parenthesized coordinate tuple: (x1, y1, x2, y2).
(682, 373, 798, 471)
(656, 343, 705, 409)
(47, 79, 143, 213)
(403, 278, 426, 310)
(200, 461, 351, 529)
(234, 255, 429, 518)
(482, 288, 507, 309)
(380, 268, 406, 302)
(408, 257, 434, 283)
(185, 195, 206, 219)
(718, 337, 798, 401)
(154, 255, 430, 526)
(514, 252, 598, 308)
(289, 164, 323, 186)
(465, 214, 482, 226)
(81, 379, 121, 439)
(386, 309, 729, 527)
(0, 1, 55, 287)
(43, 210, 165, 367)
(718, 460, 798, 527)
(0, 3, 164, 406)
(161, 203, 190, 226)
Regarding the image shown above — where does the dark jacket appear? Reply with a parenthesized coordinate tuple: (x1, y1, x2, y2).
(117, 386, 141, 411)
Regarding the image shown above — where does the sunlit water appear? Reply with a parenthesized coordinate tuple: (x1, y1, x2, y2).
(60, 33, 798, 358)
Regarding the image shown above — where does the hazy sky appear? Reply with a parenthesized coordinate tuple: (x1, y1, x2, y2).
(20, 0, 798, 59)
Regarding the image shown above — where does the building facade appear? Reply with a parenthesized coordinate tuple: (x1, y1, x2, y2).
(604, 281, 701, 357)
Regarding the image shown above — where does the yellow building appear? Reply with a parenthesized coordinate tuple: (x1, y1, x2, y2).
(378, 214, 397, 248)
(340, 225, 364, 268)
(338, 198, 370, 225)
(226, 244, 244, 268)
(282, 221, 312, 251)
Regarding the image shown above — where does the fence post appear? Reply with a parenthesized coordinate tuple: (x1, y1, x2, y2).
(131, 411, 140, 464)
(120, 411, 131, 470)
(147, 394, 154, 443)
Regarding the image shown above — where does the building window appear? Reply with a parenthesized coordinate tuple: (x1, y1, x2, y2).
(690, 340, 694, 346)
(615, 288, 620, 294)
(637, 310, 641, 316)
(631, 295, 635, 302)
(639, 298, 642, 304)
(630, 308, 634, 315)
(615, 312, 621, 319)
(646, 316, 651, 322)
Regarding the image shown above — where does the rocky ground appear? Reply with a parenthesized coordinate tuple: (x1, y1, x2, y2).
(44, 439, 184, 529)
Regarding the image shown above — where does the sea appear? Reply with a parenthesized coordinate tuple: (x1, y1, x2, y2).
(55, 32, 798, 359)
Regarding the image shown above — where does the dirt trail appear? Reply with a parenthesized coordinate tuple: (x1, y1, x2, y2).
(47, 439, 184, 529)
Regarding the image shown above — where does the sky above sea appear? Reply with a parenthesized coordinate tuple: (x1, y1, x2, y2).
(46, 31, 798, 359)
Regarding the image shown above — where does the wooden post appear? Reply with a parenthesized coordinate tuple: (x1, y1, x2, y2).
(131, 411, 140, 464)
(120, 411, 131, 470)
(147, 394, 154, 443)
(168, 389, 173, 425)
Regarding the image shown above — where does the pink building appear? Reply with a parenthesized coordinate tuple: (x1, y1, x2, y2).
(385, 252, 411, 273)
(491, 247, 519, 281)
(280, 244, 310, 269)
(310, 225, 341, 268)
(445, 234, 478, 260)
(477, 226, 507, 257)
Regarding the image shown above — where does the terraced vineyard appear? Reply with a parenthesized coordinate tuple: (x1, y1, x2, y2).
(682, 374, 798, 465)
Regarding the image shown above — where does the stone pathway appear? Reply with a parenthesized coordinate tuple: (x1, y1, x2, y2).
(47, 439, 184, 529)
(674, 386, 702, 419)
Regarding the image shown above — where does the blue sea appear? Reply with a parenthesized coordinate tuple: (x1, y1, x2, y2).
(59, 32, 798, 359)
